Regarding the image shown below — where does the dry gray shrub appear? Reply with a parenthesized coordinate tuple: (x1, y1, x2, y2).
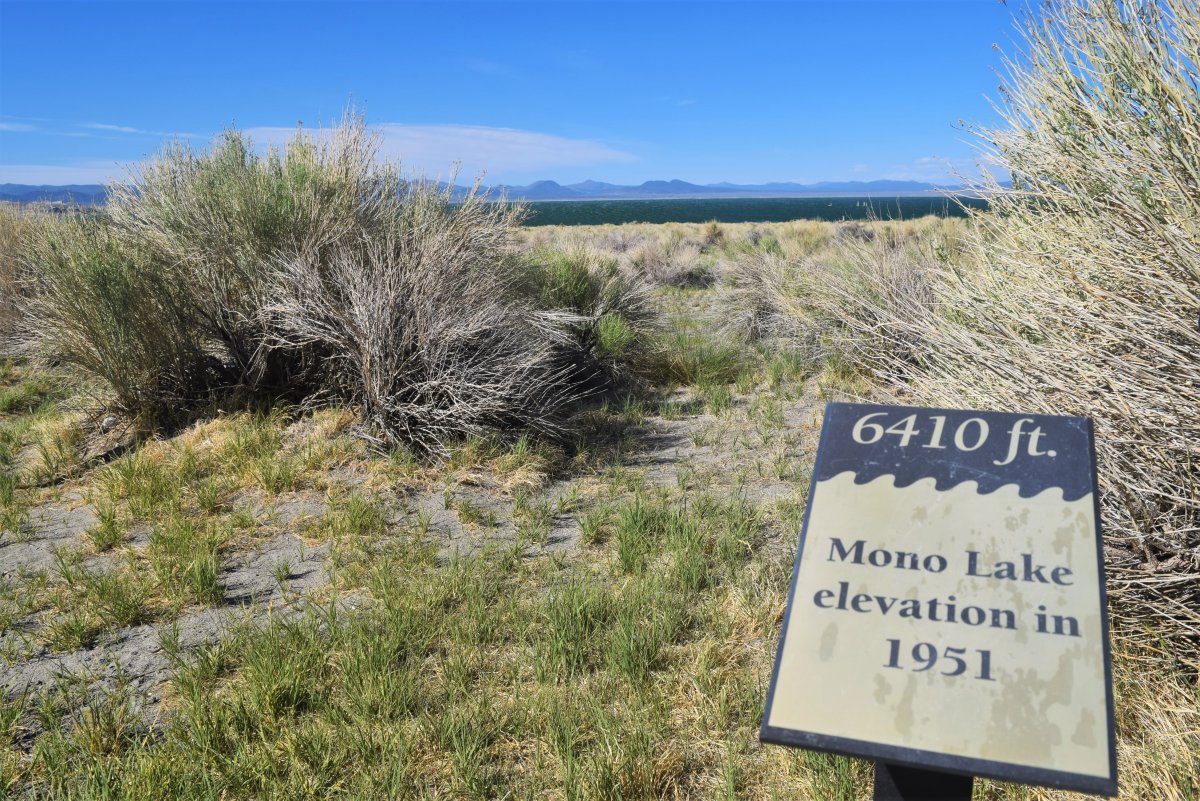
(21, 115, 403, 422)
(834, 221, 875, 243)
(922, 0, 1200, 653)
(264, 214, 584, 458)
(719, 251, 805, 345)
(720, 239, 938, 373)
(700, 221, 725, 250)
(23, 113, 655, 453)
(592, 230, 648, 254)
(777, 0, 1200, 654)
(628, 234, 714, 288)
(103, 114, 405, 395)
(0, 205, 44, 357)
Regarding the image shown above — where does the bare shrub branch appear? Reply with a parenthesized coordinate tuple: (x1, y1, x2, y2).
(262, 185, 588, 457)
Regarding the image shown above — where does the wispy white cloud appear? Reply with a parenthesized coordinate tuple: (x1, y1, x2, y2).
(81, 122, 201, 138)
(0, 161, 131, 185)
(881, 155, 1000, 184)
(244, 123, 637, 180)
(0, 122, 36, 132)
(83, 123, 141, 134)
(1, 124, 633, 186)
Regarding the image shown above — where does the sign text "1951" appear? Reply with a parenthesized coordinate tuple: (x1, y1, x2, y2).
(851, 412, 1058, 465)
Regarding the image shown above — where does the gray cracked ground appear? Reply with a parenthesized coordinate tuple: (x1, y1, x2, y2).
(1, 386, 821, 747)
(0, 473, 598, 738)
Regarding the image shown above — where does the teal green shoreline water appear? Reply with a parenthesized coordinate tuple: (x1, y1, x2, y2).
(521, 195, 987, 226)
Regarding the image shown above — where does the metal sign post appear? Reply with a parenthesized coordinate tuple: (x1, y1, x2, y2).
(873, 763, 972, 800)
(761, 402, 1117, 798)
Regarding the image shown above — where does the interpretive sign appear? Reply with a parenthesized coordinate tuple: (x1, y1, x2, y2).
(761, 403, 1117, 796)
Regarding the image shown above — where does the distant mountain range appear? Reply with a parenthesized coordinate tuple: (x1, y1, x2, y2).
(486, 178, 963, 200)
(0, 178, 977, 206)
(0, 183, 110, 205)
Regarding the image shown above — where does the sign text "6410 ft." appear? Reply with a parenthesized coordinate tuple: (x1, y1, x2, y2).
(850, 411, 1058, 466)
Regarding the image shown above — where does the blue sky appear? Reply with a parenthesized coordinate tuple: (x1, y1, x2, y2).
(0, 0, 1015, 186)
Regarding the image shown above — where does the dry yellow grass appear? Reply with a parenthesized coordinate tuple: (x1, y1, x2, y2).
(4, 221, 1199, 795)
(0, 205, 45, 355)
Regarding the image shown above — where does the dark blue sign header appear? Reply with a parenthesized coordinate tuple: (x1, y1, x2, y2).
(812, 403, 1096, 501)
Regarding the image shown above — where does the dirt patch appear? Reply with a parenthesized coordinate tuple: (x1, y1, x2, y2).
(220, 533, 331, 606)
(2, 297, 828, 752)
(0, 492, 97, 579)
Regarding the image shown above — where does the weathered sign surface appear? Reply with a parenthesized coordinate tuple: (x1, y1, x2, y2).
(761, 402, 1117, 796)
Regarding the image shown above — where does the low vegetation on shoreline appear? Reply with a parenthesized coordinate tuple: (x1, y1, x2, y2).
(3, 208, 1198, 799)
(1, 1, 1198, 798)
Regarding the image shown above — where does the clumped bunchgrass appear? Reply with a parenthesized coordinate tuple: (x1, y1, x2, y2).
(518, 246, 660, 386)
(0, 206, 46, 356)
(657, 327, 752, 387)
(719, 217, 955, 378)
(147, 516, 228, 607)
(81, 568, 150, 629)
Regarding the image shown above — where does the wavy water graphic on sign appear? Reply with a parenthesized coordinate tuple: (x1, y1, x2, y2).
(820, 471, 1075, 503)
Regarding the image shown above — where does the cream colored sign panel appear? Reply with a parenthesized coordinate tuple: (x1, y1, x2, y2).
(760, 403, 1116, 796)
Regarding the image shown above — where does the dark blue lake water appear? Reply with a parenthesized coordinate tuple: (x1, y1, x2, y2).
(521, 196, 987, 226)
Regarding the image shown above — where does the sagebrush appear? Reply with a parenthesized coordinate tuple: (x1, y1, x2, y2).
(19, 115, 657, 454)
(722, 0, 1200, 655)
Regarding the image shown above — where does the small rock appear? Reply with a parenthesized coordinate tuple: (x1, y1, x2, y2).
(99, 415, 118, 433)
